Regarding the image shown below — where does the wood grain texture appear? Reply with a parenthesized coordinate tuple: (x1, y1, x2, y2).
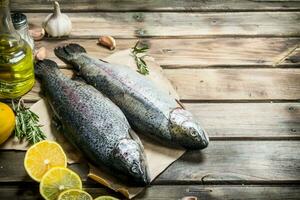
(136, 185, 300, 200)
(10, 0, 300, 12)
(185, 103, 300, 139)
(20, 101, 300, 139)
(25, 12, 300, 37)
(0, 185, 300, 200)
(19, 68, 300, 101)
(165, 68, 300, 100)
(1, 141, 299, 183)
(21, 101, 300, 138)
(34, 38, 300, 67)
(158, 141, 300, 184)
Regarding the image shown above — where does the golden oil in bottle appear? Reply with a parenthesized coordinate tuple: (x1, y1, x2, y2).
(0, 0, 35, 99)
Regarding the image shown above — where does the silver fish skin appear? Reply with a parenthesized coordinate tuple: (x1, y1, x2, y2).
(54, 44, 209, 150)
(35, 59, 149, 185)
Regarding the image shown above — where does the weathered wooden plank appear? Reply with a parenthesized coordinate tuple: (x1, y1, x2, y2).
(21, 101, 300, 139)
(20, 68, 300, 101)
(34, 38, 300, 67)
(21, 100, 300, 138)
(136, 185, 300, 200)
(185, 103, 300, 139)
(1, 141, 299, 183)
(158, 141, 300, 183)
(25, 12, 300, 37)
(1, 185, 300, 200)
(165, 68, 300, 100)
(11, 0, 300, 12)
(21, 102, 300, 140)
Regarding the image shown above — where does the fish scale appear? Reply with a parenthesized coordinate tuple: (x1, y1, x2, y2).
(35, 59, 149, 186)
(55, 44, 209, 150)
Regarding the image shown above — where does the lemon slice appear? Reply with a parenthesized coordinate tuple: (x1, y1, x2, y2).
(94, 196, 120, 200)
(40, 167, 82, 200)
(24, 140, 67, 182)
(58, 189, 92, 200)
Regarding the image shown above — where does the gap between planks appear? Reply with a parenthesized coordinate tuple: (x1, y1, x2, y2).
(10, 0, 300, 12)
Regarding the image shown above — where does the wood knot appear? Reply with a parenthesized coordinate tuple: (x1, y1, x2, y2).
(133, 13, 144, 22)
(290, 128, 297, 133)
(162, 49, 173, 53)
(289, 107, 295, 111)
(135, 29, 147, 37)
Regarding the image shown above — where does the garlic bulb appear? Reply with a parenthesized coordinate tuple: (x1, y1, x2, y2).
(43, 1, 72, 37)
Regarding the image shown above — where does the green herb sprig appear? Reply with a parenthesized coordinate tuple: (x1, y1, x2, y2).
(12, 99, 46, 144)
(131, 41, 149, 75)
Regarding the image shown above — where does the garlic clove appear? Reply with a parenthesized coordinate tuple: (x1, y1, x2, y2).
(98, 36, 116, 50)
(35, 47, 47, 61)
(29, 25, 45, 41)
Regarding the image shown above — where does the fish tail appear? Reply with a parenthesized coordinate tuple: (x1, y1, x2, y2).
(35, 59, 59, 78)
(54, 43, 86, 70)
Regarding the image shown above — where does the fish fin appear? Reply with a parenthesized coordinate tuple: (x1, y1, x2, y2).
(54, 43, 86, 70)
(35, 59, 59, 78)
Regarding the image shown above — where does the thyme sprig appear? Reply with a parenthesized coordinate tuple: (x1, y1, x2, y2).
(131, 41, 149, 75)
(12, 99, 46, 144)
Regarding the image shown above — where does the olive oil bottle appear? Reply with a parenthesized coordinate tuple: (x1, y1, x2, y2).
(0, 0, 34, 99)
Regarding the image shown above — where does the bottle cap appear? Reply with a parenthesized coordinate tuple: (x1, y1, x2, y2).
(11, 12, 28, 29)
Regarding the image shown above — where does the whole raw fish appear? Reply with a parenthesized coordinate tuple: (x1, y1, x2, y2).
(55, 44, 209, 149)
(35, 59, 149, 185)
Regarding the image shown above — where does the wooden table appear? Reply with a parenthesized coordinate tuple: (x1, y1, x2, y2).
(1, 0, 300, 199)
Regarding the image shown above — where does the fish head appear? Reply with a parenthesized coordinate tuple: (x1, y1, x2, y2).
(169, 108, 209, 150)
(113, 139, 150, 185)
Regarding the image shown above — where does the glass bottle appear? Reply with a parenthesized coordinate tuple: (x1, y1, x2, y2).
(0, 0, 35, 99)
(11, 12, 34, 51)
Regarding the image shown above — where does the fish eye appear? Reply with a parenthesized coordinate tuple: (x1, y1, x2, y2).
(190, 130, 200, 139)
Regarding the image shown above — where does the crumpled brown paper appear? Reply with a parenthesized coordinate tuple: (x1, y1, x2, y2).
(1, 49, 185, 199)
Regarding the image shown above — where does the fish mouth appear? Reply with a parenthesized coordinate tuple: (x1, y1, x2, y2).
(169, 108, 210, 150)
(131, 161, 150, 186)
(181, 125, 209, 150)
(132, 171, 150, 186)
(142, 175, 151, 185)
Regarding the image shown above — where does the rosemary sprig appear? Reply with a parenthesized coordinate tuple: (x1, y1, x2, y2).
(12, 99, 46, 144)
(131, 41, 150, 75)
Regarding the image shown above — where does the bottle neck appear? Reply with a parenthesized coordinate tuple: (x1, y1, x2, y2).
(0, 0, 20, 38)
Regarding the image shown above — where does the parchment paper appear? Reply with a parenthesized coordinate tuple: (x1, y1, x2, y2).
(1, 49, 185, 199)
